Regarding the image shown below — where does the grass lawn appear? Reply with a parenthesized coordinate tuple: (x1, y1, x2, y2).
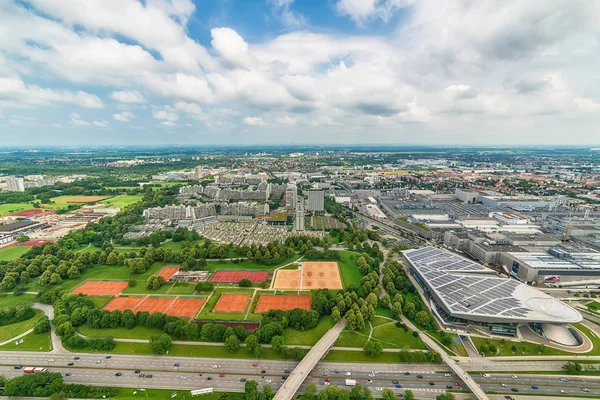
(0, 331, 51, 351)
(375, 306, 394, 319)
(471, 336, 571, 357)
(101, 195, 144, 209)
(587, 301, 600, 311)
(336, 251, 363, 288)
(87, 296, 112, 308)
(113, 389, 243, 400)
(0, 309, 44, 342)
(122, 282, 173, 295)
(283, 316, 334, 346)
(335, 331, 368, 348)
(324, 350, 403, 363)
(0, 245, 32, 261)
(77, 324, 164, 340)
(198, 288, 254, 321)
(103, 341, 290, 360)
(167, 282, 197, 295)
(372, 317, 390, 327)
(206, 255, 299, 272)
(428, 331, 468, 357)
(575, 324, 600, 356)
(371, 323, 427, 349)
(0, 202, 34, 215)
(50, 195, 110, 203)
(0, 294, 37, 309)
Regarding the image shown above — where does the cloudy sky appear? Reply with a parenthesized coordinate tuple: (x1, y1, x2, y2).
(1, 0, 600, 146)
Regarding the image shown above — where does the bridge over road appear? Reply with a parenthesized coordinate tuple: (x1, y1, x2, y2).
(274, 320, 346, 400)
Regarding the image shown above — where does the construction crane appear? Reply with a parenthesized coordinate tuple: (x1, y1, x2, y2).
(562, 224, 571, 242)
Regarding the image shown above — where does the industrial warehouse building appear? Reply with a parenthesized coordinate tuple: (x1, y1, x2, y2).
(404, 247, 583, 346)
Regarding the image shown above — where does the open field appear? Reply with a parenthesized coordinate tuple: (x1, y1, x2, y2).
(113, 389, 243, 400)
(167, 282, 196, 295)
(471, 336, 571, 356)
(77, 324, 164, 340)
(255, 294, 311, 312)
(0, 245, 31, 261)
(371, 323, 427, 349)
(72, 280, 128, 296)
(122, 282, 173, 294)
(337, 251, 364, 288)
(0, 294, 37, 309)
(205, 255, 300, 272)
(335, 331, 368, 348)
(0, 202, 35, 215)
(51, 195, 110, 203)
(213, 293, 250, 313)
(0, 331, 51, 351)
(0, 309, 44, 342)
(283, 316, 334, 346)
(101, 194, 144, 208)
(324, 349, 403, 363)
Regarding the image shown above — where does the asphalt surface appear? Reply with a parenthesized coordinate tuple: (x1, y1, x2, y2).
(3, 352, 600, 398)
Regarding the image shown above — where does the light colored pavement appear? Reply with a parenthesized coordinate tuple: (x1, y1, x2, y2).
(274, 319, 346, 400)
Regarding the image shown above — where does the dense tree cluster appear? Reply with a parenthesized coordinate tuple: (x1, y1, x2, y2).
(1, 372, 118, 398)
(261, 309, 320, 333)
(330, 291, 378, 331)
(0, 305, 34, 326)
(299, 383, 376, 400)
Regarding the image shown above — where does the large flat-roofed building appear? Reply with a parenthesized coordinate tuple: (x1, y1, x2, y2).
(503, 249, 600, 286)
(404, 246, 582, 343)
(307, 190, 325, 214)
(6, 176, 25, 192)
(0, 220, 44, 237)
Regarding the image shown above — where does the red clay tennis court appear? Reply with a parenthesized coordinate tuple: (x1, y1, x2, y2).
(158, 266, 179, 281)
(166, 297, 205, 318)
(103, 296, 144, 312)
(9, 209, 56, 217)
(72, 280, 128, 296)
(211, 270, 268, 283)
(135, 297, 176, 314)
(213, 293, 250, 313)
(255, 295, 312, 312)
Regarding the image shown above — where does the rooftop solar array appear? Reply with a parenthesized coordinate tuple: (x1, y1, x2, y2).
(404, 247, 582, 324)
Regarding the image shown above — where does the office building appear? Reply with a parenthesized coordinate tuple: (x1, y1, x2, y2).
(294, 197, 305, 231)
(307, 190, 325, 214)
(285, 184, 297, 210)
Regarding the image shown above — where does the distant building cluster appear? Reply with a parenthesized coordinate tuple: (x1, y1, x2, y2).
(142, 204, 216, 220)
(220, 202, 269, 216)
(3, 175, 56, 192)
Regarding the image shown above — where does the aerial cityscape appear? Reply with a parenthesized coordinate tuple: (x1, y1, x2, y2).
(1, 1, 600, 400)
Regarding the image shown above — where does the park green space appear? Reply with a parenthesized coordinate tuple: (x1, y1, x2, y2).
(575, 323, 600, 356)
(0, 330, 51, 351)
(122, 282, 173, 294)
(336, 251, 363, 288)
(198, 288, 255, 321)
(324, 349, 403, 363)
(428, 331, 467, 357)
(371, 323, 427, 349)
(50, 195, 111, 203)
(586, 301, 600, 311)
(335, 331, 369, 348)
(374, 306, 394, 319)
(0, 202, 34, 215)
(101, 194, 144, 209)
(372, 316, 390, 327)
(77, 245, 143, 254)
(283, 316, 334, 346)
(0, 245, 32, 261)
(113, 388, 243, 400)
(87, 296, 112, 308)
(0, 309, 44, 342)
(0, 294, 38, 309)
(77, 324, 164, 340)
(166, 282, 197, 295)
(471, 336, 571, 357)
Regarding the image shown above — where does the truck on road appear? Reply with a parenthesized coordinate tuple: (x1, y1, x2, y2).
(24, 367, 48, 374)
(345, 379, 357, 386)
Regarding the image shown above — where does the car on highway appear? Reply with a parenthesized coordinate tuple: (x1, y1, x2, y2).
(324, 382, 331, 386)
(106, 356, 111, 359)
(207, 377, 213, 380)
(501, 383, 508, 388)
(511, 375, 518, 379)
(282, 375, 288, 380)
(65, 373, 71, 376)
(139, 374, 145, 378)
(511, 388, 519, 392)
(396, 384, 403, 388)
(240, 378, 247, 382)
(375, 388, 382, 392)
(324, 379, 331, 383)
(173, 367, 178, 370)
(67, 362, 74, 366)
(284, 369, 290, 373)
(14, 366, 22, 369)
(446, 385, 452, 389)
(115, 373, 122, 376)
(333, 369, 340, 374)
(429, 382, 435, 386)
(417, 375, 423, 379)
(211, 365, 222, 369)
(261, 370, 266, 374)
(345, 372, 351, 376)
(367, 380, 373, 384)
(560, 390, 567, 394)
(560, 378, 568, 382)
(444, 373, 451, 377)
(368, 373, 375, 377)
(454, 382, 461, 387)
(135, 370, 141, 373)
(265, 379, 272, 383)
(48, 359, 55, 362)
(95, 360, 101, 364)
(392, 380, 399, 384)
(532, 386, 539, 389)
(219, 374, 225, 378)
(482, 373, 491, 378)
(582, 388, 590, 392)
(146, 374, 153, 378)
(180, 376, 186, 380)
(252, 363, 258, 367)
(74, 357, 80, 360)
(321, 372, 327, 376)
(174, 363, 180, 367)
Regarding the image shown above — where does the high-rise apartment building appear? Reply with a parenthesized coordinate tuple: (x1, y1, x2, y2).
(307, 190, 325, 214)
(6, 176, 25, 192)
(294, 197, 305, 231)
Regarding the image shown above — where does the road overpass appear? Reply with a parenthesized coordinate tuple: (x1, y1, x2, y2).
(274, 320, 346, 400)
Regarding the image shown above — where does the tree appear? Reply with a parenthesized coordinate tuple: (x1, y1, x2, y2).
(415, 311, 430, 327)
(244, 380, 259, 400)
(391, 302, 403, 318)
(382, 388, 395, 400)
(331, 307, 341, 323)
(380, 294, 390, 307)
(66, 266, 80, 279)
(238, 278, 252, 287)
(363, 340, 383, 357)
(403, 301, 416, 318)
(404, 390, 415, 400)
(150, 334, 172, 355)
(304, 383, 317, 398)
(34, 316, 51, 334)
(225, 334, 240, 352)
(563, 361, 582, 374)
(106, 252, 119, 265)
(270, 335, 285, 352)
(245, 334, 260, 354)
(435, 395, 456, 400)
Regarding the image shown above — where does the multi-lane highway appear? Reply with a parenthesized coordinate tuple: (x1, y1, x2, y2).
(3, 351, 600, 398)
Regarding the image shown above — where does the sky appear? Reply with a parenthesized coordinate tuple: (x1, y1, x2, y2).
(1, 0, 600, 146)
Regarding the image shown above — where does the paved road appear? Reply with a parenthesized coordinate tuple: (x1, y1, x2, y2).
(274, 320, 346, 400)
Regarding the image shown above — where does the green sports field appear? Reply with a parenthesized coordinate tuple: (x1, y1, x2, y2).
(101, 194, 144, 209)
(0, 245, 32, 261)
(0, 203, 35, 215)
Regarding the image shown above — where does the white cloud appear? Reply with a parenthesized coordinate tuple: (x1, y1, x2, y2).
(269, 0, 307, 29)
(243, 116, 267, 126)
(93, 120, 109, 127)
(111, 90, 146, 103)
(335, 0, 412, 25)
(0, 77, 103, 108)
(275, 115, 297, 125)
(161, 120, 177, 127)
(153, 109, 179, 121)
(113, 111, 136, 122)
